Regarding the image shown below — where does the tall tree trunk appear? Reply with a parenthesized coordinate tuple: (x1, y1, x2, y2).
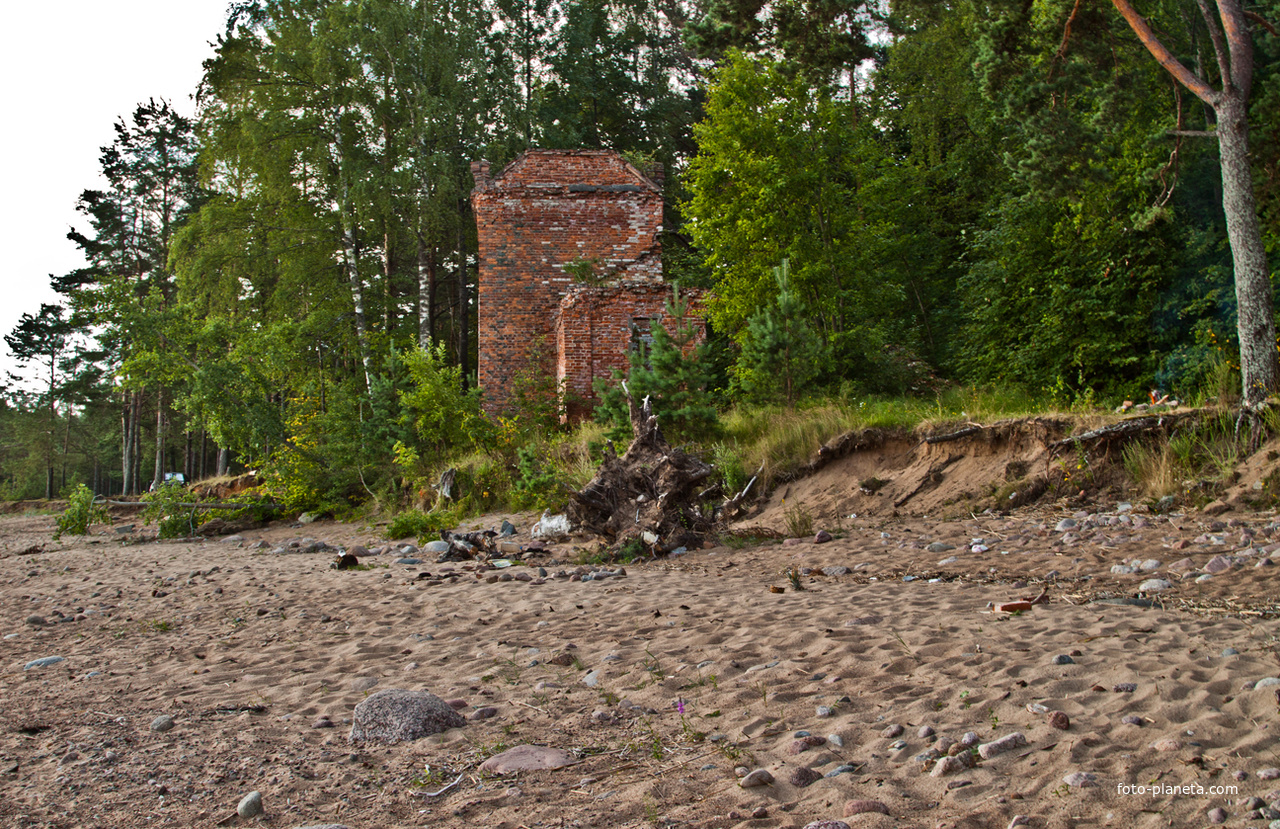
(334, 128, 373, 391)
(1217, 92, 1279, 404)
(218, 446, 229, 476)
(1110, 0, 1278, 405)
(200, 429, 207, 480)
(457, 202, 470, 390)
(417, 231, 437, 347)
(153, 387, 165, 491)
(121, 392, 137, 496)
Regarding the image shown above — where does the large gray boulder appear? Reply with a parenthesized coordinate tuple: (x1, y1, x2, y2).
(349, 689, 466, 744)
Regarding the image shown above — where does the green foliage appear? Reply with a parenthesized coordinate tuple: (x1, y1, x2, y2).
(54, 484, 109, 540)
(399, 343, 491, 456)
(384, 509, 458, 543)
(734, 260, 826, 406)
(142, 483, 200, 540)
(593, 286, 719, 444)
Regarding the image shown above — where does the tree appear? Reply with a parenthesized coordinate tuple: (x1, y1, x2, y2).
(594, 287, 719, 443)
(1110, 0, 1278, 405)
(733, 260, 825, 406)
(5, 304, 73, 497)
(55, 99, 202, 494)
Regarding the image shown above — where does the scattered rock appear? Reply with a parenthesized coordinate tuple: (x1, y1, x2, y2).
(802, 822, 850, 829)
(25, 615, 46, 627)
(978, 732, 1028, 760)
(789, 766, 823, 787)
(1259, 768, 1280, 780)
(349, 689, 467, 744)
(1062, 771, 1098, 788)
(149, 715, 175, 733)
(23, 656, 64, 670)
(470, 707, 499, 721)
(1138, 578, 1172, 592)
(238, 791, 264, 818)
(1051, 654, 1074, 665)
(1152, 738, 1182, 752)
(1113, 682, 1137, 692)
(882, 724, 904, 739)
(1205, 555, 1234, 574)
(814, 530, 833, 544)
(843, 799, 890, 817)
(739, 768, 774, 788)
(1121, 715, 1143, 726)
(479, 744, 577, 773)
(1047, 711, 1070, 730)
(1207, 807, 1228, 824)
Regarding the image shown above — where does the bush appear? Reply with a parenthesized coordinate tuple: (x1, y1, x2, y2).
(384, 509, 458, 544)
(54, 484, 109, 540)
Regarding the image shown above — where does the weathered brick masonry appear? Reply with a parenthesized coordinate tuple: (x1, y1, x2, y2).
(471, 149, 705, 416)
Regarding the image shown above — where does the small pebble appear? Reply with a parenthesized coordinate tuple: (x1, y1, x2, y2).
(1052, 654, 1074, 665)
(1121, 715, 1143, 726)
(917, 725, 935, 739)
(882, 724, 904, 739)
(1062, 771, 1098, 788)
(1047, 711, 1069, 730)
(149, 715, 175, 733)
(1207, 807, 1228, 824)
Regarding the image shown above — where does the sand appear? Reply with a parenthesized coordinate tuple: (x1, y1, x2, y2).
(2, 502, 1279, 829)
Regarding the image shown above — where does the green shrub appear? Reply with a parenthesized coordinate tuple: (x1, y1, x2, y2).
(384, 509, 457, 543)
(54, 484, 109, 540)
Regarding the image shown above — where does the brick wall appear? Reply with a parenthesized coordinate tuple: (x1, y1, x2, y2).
(554, 282, 707, 421)
(471, 149, 669, 414)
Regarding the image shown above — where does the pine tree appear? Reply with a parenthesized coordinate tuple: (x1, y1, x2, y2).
(594, 286, 718, 443)
(734, 260, 825, 407)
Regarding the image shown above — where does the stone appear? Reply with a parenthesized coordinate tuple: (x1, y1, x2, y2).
(1052, 654, 1075, 665)
(1055, 519, 1078, 532)
(931, 755, 974, 777)
(1062, 771, 1098, 788)
(814, 530, 833, 544)
(1207, 807, 1228, 824)
(150, 715, 175, 733)
(1152, 738, 1182, 752)
(237, 791, 264, 818)
(1138, 578, 1172, 592)
(1047, 711, 1070, 730)
(23, 656, 64, 670)
(25, 615, 46, 626)
(1205, 555, 1234, 574)
(822, 565, 850, 576)
(1121, 714, 1143, 726)
(349, 689, 467, 744)
(918, 725, 935, 738)
(789, 766, 823, 787)
(802, 822, 850, 829)
(1256, 678, 1280, 690)
(882, 724, 904, 739)
(1113, 682, 1137, 692)
(1260, 768, 1280, 781)
(978, 732, 1028, 760)
(843, 799, 890, 817)
(739, 768, 774, 787)
(470, 707, 499, 720)
(927, 542, 955, 553)
(1007, 817, 1031, 829)
(479, 744, 577, 773)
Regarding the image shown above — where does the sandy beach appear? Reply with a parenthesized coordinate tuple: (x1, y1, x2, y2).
(2, 498, 1279, 829)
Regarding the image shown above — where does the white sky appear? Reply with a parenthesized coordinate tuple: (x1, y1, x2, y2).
(0, 0, 231, 387)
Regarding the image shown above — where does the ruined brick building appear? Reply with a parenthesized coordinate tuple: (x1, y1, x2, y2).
(470, 150, 704, 419)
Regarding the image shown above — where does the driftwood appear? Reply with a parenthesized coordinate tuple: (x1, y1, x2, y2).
(567, 393, 715, 549)
(1048, 411, 1199, 449)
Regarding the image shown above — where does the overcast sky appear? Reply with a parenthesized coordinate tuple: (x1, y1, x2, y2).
(0, 0, 231, 385)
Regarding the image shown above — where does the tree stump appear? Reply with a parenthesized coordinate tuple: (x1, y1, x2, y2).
(567, 393, 714, 550)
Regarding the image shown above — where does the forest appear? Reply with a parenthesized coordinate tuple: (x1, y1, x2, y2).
(3, 0, 1280, 518)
